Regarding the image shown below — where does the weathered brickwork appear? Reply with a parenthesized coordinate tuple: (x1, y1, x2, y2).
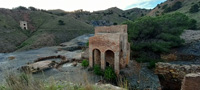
(89, 25, 130, 74)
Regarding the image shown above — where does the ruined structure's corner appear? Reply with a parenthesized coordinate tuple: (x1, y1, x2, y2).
(89, 25, 130, 74)
(20, 21, 28, 30)
(181, 73, 200, 90)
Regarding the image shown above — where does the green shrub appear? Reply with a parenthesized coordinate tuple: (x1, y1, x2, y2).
(58, 20, 65, 25)
(81, 59, 89, 67)
(164, 7, 172, 13)
(94, 65, 103, 75)
(86, 41, 89, 47)
(104, 67, 116, 81)
(148, 59, 164, 69)
(189, 4, 199, 13)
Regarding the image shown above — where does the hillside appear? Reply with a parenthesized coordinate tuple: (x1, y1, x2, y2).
(0, 8, 93, 52)
(148, 0, 200, 29)
(49, 7, 150, 26)
(0, 7, 148, 53)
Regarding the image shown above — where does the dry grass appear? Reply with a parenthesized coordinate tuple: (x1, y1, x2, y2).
(0, 71, 127, 90)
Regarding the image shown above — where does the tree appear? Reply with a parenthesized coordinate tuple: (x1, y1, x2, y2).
(28, 6, 37, 11)
(14, 6, 28, 10)
(189, 4, 199, 13)
(123, 13, 196, 62)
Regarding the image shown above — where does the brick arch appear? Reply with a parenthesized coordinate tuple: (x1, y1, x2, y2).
(105, 50, 115, 68)
(92, 49, 101, 66)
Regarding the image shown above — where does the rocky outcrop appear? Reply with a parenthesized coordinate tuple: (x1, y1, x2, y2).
(181, 73, 200, 90)
(181, 30, 200, 44)
(21, 60, 56, 73)
(122, 61, 161, 90)
(155, 62, 200, 79)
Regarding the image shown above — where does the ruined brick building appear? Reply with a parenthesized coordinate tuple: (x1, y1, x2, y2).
(89, 25, 130, 74)
(19, 21, 28, 30)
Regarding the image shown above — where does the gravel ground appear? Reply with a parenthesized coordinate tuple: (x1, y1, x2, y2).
(0, 34, 101, 84)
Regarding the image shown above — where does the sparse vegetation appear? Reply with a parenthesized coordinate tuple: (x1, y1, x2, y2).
(1, 72, 113, 90)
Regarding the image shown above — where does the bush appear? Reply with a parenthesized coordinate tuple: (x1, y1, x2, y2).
(93, 65, 103, 75)
(189, 4, 199, 13)
(104, 67, 116, 81)
(28, 6, 37, 11)
(148, 59, 164, 69)
(171, 1, 182, 11)
(58, 20, 65, 25)
(123, 13, 196, 62)
(81, 59, 89, 67)
(162, 4, 168, 9)
(86, 41, 89, 47)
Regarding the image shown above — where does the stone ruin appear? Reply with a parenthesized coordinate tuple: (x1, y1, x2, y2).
(19, 21, 28, 30)
(89, 25, 130, 74)
(181, 73, 200, 90)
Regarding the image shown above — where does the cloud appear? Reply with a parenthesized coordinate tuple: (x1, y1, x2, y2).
(0, 0, 166, 11)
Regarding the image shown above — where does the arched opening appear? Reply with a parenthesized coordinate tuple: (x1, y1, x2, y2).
(105, 50, 114, 68)
(92, 49, 101, 66)
(24, 27, 27, 30)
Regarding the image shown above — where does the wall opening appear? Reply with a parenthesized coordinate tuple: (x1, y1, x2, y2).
(105, 50, 114, 68)
(92, 49, 101, 66)
(24, 27, 27, 30)
(120, 49, 123, 69)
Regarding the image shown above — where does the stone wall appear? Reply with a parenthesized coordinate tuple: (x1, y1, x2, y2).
(181, 73, 200, 90)
(155, 62, 200, 79)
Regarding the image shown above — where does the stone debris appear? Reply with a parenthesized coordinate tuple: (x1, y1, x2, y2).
(21, 60, 56, 73)
(72, 62, 78, 67)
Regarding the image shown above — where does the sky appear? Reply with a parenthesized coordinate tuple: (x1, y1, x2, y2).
(0, 0, 166, 12)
